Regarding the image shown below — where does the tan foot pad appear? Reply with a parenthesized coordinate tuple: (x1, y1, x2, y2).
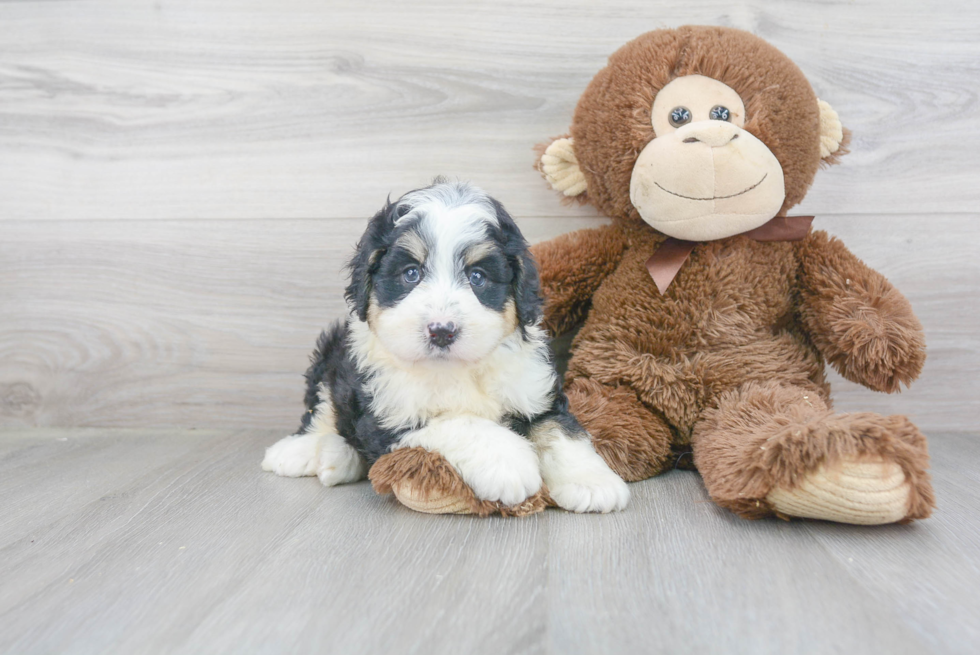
(766, 458, 911, 525)
(391, 480, 549, 517)
(390, 480, 478, 515)
(369, 447, 550, 517)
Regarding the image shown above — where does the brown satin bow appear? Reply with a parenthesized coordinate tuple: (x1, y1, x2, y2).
(644, 216, 814, 294)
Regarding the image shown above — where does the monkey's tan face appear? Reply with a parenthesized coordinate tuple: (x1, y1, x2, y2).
(629, 75, 786, 241)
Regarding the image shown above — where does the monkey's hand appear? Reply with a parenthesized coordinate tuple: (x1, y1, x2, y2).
(795, 230, 926, 393)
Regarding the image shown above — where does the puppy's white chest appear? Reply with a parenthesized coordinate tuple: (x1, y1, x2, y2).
(377, 367, 506, 428)
(355, 326, 555, 430)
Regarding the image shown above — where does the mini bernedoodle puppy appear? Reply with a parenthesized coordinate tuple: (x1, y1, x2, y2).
(262, 180, 629, 513)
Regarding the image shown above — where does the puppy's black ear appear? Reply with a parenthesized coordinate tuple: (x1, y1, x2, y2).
(345, 199, 397, 321)
(513, 250, 543, 328)
(491, 198, 542, 329)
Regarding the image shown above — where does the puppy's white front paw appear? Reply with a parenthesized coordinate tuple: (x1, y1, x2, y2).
(549, 468, 630, 513)
(262, 434, 319, 477)
(315, 437, 368, 487)
(541, 437, 630, 513)
(398, 416, 543, 506)
(461, 449, 543, 506)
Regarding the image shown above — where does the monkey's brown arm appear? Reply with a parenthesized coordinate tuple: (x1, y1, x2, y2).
(794, 230, 926, 393)
(530, 224, 629, 337)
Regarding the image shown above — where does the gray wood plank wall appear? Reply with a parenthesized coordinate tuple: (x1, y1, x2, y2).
(1, 0, 978, 432)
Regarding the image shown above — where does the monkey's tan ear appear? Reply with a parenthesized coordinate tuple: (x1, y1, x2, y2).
(538, 137, 588, 197)
(817, 99, 846, 160)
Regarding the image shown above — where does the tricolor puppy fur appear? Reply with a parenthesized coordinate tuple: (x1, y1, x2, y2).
(262, 180, 629, 514)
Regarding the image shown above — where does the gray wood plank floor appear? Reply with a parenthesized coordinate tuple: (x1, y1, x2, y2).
(1, 429, 977, 655)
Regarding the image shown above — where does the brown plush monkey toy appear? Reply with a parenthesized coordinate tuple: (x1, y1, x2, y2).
(529, 25, 934, 524)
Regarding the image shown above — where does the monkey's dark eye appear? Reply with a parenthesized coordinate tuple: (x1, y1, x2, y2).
(669, 107, 692, 127)
(710, 105, 731, 121)
(403, 266, 420, 283)
(468, 270, 486, 288)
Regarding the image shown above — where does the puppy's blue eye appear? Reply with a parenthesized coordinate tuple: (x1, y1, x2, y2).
(669, 107, 692, 127)
(468, 270, 486, 287)
(710, 105, 731, 121)
(403, 267, 420, 283)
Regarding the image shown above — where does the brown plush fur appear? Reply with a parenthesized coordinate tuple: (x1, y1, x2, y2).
(795, 231, 927, 393)
(565, 377, 674, 482)
(369, 448, 552, 517)
(531, 26, 935, 522)
(532, 224, 629, 336)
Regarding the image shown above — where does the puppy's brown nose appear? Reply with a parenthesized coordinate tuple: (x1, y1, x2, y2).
(427, 322, 457, 348)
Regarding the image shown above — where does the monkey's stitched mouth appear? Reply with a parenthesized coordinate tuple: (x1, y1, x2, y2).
(654, 173, 768, 201)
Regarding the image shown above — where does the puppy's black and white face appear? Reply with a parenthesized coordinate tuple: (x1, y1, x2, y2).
(346, 181, 541, 364)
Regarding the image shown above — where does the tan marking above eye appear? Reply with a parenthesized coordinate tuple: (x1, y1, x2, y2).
(651, 75, 746, 137)
(463, 241, 497, 266)
(393, 231, 428, 263)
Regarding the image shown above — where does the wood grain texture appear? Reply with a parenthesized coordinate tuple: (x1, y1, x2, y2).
(0, 0, 978, 220)
(0, 0, 977, 431)
(0, 428, 977, 654)
(0, 215, 603, 430)
(1, 215, 975, 431)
